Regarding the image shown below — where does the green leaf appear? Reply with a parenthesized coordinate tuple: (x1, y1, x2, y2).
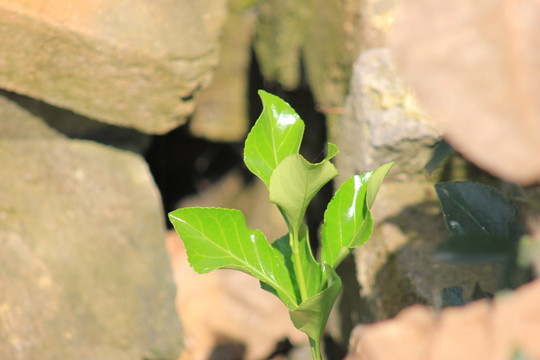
(435, 181, 525, 241)
(366, 162, 394, 208)
(244, 90, 305, 186)
(425, 140, 454, 175)
(289, 265, 342, 351)
(433, 233, 515, 263)
(321, 174, 372, 269)
(297, 225, 323, 297)
(434, 182, 526, 279)
(324, 143, 339, 161)
(260, 233, 300, 302)
(168, 207, 298, 308)
(321, 162, 393, 269)
(269, 154, 339, 233)
(264, 226, 323, 300)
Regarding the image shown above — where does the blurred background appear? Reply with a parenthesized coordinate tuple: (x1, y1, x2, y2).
(1, 0, 540, 359)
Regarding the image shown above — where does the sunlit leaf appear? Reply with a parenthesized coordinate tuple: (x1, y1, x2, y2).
(269, 154, 338, 234)
(297, 225, 323, 297)
(366, 162, 394, 208)
(264, 226, 323, 301)
(321, 162, 393, 269)
(289, 265, 342, 355)
(168, 207, 298, 308)
(244, 90, 305, 186)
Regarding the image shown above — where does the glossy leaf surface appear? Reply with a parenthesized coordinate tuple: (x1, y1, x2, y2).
(321, 162, 393, 268)
(297, 225, 323, 297)
(264, 226, 322, 300)
(435, 181, 524, 240)
(290, 265, 342, 356)
(269, 153, 339, 234)
(366, 162, 394, 208)
(434, 181, 525, 263)
(244, 90, 305, 186)
(168, 91, 392, 360)
(168, 207, 298, 308)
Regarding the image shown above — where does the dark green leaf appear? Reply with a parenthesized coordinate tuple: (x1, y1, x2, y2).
(435, 182, 525, 242)
(425, 140, 454, 175)
(434, 233, 515, 263)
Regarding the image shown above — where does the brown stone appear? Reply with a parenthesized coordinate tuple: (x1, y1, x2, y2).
(0, 135, 182, 358)
(0, 0, 227, 134)
(389, 0, 540, 184)
(345, 279, 540, 360)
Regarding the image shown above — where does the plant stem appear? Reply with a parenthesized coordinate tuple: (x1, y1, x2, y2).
(290, 229, 308, 301)
(309, 337, 322, 360)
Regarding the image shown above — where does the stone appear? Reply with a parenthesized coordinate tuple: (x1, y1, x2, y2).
(189, 2, 257, 142)
(345, 279, 540, 360)
(0, 90, 64, 139)
(353, 181, 501, 321)
(335, 48, 440, 179)
(0, 137, 183, 359)
(327, 48, 503, 346)
(0, 0, 228, 134)
(0, 90, 151, 153)
(389, 0, 540, 184)
(254, 0, 360, 109)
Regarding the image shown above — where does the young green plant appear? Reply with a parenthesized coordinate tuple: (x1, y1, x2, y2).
(169, 91, 393, 360)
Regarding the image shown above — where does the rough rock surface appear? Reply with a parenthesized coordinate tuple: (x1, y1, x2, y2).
(254, 0, 360, 109)
(353, 181, 501, 320)
(0, 0, 227, 134)
(189, 2, 257, 142)
(345, 279, 540, 360)
(0, 97, 183, 359)
(389, 0, 540, 184)
(329, 48, 500, 341)
(168, 170, 306, 360)
(335, 48, 439, 178)
(0, 90, 151, 152)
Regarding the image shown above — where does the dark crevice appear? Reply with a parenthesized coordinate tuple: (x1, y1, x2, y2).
(2, 89, 151, 153)
(143, 125, 243, 227)
(145, 50, 331, 240)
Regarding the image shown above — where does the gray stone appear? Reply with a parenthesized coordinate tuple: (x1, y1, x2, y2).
(254, 0, 359, 109)
(335, 48, 440, 179)
(0, 90, 65, 139)
(189, 3, 257, 141)
(0, 0, 227, 134)
(354, 181, 501, 320)
(0, 90, 151, 153)
(0, 138, 183, 359)
(328, 48, 500, 344)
